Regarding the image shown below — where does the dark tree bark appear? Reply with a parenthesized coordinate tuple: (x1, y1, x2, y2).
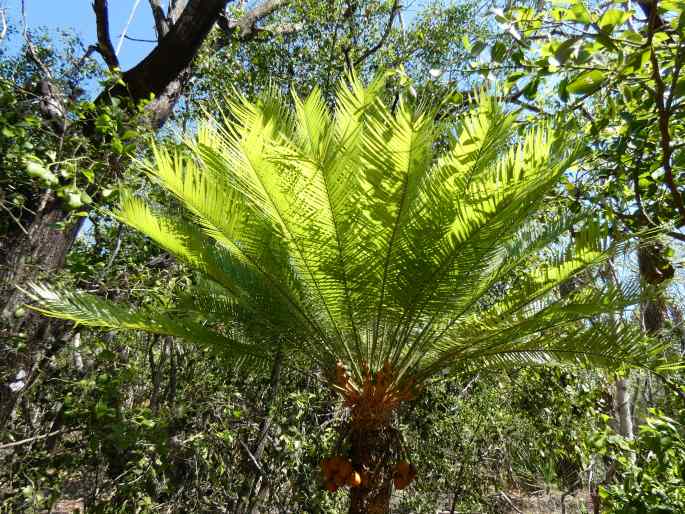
(105, 0, 226, 104)
(348, 425, 394, 514)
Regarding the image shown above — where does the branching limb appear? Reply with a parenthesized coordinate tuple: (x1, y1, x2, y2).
(93, 0, 120, 70)
(218, 0, 292, 42)
(20, 1, 68, 132)
(21, 0, 53, 80)
(148, 0, 170, 38)
(354, 0, 400, 66)
(168, 0, 188, 24)
(109, 0, 227, 102)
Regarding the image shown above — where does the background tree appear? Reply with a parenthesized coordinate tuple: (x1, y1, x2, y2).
(0, 0, 346, 431)
(4, 1, 685, 512)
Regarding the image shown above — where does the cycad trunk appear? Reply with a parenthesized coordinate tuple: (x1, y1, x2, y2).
(348, 424, 394, 514)
(334, 361, 416, 513)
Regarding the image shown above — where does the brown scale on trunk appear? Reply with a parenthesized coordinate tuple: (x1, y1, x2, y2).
(332, 360, 417, 430)
(326, 361, 420, 514)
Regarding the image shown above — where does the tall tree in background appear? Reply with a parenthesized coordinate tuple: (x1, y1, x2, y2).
(28, 76, 673, 513)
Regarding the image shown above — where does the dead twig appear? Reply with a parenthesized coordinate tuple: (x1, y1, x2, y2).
(498, 491, 523, 514)
(0, 429, 70, 450)
(238, 438, 264, 474)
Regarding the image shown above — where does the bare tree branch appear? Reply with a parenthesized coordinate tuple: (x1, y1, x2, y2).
(0, 429, 71, 450)
(124, 34, 158, 44)
(20, 1, 68, 132)
(218, 0, 291, 41)
(92, 0, 120, 70)
(354, 0, 400, 66)
(148, 0, 170, 39)
(21, 0, 53, 80)
(668, 230, 685, 243)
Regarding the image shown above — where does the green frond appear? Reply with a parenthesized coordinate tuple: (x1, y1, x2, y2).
(27, 74, 677, 386)
(23, 283, 271, 368)
(432, 320, 668, 377)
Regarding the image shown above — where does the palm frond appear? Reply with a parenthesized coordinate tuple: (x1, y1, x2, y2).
(26, 75, 677, 385)
(23, 283, 270, 367)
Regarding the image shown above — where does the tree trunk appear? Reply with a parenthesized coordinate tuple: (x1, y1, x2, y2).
(0, 196, 82, 321)
(615, 377, 634, 439)
(348, 425, 394, 514)
(0, 194, 83, 429)
(0, 0, 229, 431)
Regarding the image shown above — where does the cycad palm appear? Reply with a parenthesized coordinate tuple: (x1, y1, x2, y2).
(28, 76, 664, 513)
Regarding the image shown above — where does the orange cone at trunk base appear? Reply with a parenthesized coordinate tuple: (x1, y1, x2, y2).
(347, 471, 362, 487)
(321, 455, 358, 491)
(392, 460, 416, 490)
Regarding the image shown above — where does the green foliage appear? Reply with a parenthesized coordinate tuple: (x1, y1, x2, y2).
(596, 410, 685, 513)
(27, 75, 664, 386)
(190, 0, 487, 116)
(4, 5, 685, 513)
(474, 0, 685, 244)
(0, 36, 151, 247)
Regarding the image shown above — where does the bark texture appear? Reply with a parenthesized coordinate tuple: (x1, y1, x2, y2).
(105, 0, 226, 103)
(348, 426, 393, 514)
(0, 195, 83, 428)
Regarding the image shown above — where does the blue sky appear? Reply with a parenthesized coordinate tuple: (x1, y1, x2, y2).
(2, 0, 159, 69)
